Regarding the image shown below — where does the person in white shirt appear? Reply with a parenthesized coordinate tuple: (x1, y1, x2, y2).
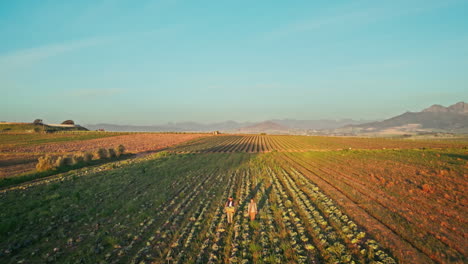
(248, 198, 258, 221)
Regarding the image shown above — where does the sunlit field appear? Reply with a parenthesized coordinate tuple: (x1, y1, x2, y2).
(1, 135, 466, 263)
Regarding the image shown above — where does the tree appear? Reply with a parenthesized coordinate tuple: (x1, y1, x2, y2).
(61, 120, 75, 125)
(33, 119, 43, 125)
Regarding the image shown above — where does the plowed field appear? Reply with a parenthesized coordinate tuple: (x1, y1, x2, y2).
(0, 135, 466, 264)
(0, 133, 207, 178)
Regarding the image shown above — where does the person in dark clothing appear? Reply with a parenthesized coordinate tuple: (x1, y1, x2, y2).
(225, 197, 235, 223)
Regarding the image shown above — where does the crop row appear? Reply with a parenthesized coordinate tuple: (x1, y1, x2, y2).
(171, 135, 316, 153)
(136, 157, 398, 264)
(121, 170, 220, 263)
(1, 152, 400, 264)
(170, 135, 468, 154)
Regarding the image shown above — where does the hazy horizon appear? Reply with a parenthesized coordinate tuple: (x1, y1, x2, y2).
(2, 1, 468, 125)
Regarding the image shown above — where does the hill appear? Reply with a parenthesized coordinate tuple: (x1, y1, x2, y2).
(238, 121, 290, 134)
(272, 118, 372, 130)
(342, 102, 468, 134)
(85, 121, 255, 132)
(86, 119, 370, 133)
(422, 101, 468, 114)
(0, 122, 88, 133)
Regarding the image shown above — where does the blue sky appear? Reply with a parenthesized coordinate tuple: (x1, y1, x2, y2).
(1, 0, 468, 125)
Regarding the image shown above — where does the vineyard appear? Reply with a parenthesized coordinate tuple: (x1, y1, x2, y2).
(0, 135, 466, 263)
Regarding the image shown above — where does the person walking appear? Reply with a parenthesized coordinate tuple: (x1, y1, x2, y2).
(247, 198, 258, 221)
(225, 197, 235, 224)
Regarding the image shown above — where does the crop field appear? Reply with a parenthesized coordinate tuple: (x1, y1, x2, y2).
(171, 135, 467, 153)
(0, 133, 208, 178)
(0, 135, 466, 264)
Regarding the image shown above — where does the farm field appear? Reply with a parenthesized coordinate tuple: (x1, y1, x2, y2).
(171, 135, 468, 153)
(0, 134, 466, 264)
(0, 133, 208, 178)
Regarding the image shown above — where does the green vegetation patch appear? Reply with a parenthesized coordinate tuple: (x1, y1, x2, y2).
(0, 152, 253, 263)
(0, 132, 126, 147)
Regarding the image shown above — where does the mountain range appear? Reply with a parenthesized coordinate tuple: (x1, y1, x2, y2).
(85, 118, 371, 133)
(85, 121, 255, 132)
(85, 102, 468, 134)
(339, 102, 468, 134)
(238, 121, 289, 134)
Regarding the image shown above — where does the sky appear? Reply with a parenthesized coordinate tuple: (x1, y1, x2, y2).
(1, 0, 468, 125)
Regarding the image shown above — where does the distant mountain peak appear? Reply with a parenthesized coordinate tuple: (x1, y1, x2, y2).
(422, 104, 447, 113)
(447, 101, 468, 114)
(344, 101, 468, 134)
(259, 121, 286, 127)
(239, 121, 289, 133)
(422, 102, 467, 115)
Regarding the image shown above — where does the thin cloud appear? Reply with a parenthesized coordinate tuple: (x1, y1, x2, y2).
(332, 59, 412, 73)
(67, 88, 125, 98)
(262, 9, 379, 40)
(262, 0, 465, 40)
(0, 23, 182, 72)
(0, 37, 105, 70)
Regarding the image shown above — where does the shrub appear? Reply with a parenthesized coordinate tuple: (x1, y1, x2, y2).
(64, 156, 75, 166)
(74, 155, 84, 164)
(83, 152, 93, 163)
(36, 155, 56, 172)
(108, 148, 117, 158)
(94, 148, 108, 159)
(117, 145, 126, 156)
(55, 155, 74, 168)
(55, 156, 66, 168)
